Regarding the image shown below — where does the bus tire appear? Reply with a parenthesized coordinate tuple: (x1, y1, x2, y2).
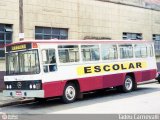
(122, 75, 135, 93)
(61, 83, 77, 104)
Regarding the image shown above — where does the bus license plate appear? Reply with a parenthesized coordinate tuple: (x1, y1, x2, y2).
(16, 91, 22, 96)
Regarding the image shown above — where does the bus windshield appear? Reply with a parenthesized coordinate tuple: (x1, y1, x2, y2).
(6, 50, 40, 75)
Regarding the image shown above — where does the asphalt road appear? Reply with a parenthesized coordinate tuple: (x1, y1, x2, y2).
(1, 82, 160, 114)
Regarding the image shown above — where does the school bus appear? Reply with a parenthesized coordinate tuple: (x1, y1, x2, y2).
(3, 40, 157, 103)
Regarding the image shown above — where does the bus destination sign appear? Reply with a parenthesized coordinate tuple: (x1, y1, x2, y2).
(6, 43, 32, 52)
(12, 44, 26, 51)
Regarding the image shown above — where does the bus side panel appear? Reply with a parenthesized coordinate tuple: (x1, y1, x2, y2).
(42, 70, 156, 98)
(78, 76, 103, 92)
(150, 69, 157, 79)
(42, 81, 66, 98)
(142, 69, 157, 82)
(78, 73, 125, 92)
(134, 71, 142, 82)
(103, 73, 125, 88)
(78, 69, 157, 93)
(134, 69, 157, 83)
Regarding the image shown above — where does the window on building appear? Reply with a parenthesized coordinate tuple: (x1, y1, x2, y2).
(134, 44, 147, 58)
(42, 49, 57, 73)
(35, 27, 68, 40)
(153, 34, 160, 55)
(58, 45, 79, 63)
(101, 44, 118, 60)
(153, 34, 160, 41)
(123, 32, 142, 40)
(119, 45, 133, 59)
(81, 45, 100, 61)
(0, 24, 13, 58)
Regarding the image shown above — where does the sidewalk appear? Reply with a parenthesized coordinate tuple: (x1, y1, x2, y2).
(0, 92, 34, 107)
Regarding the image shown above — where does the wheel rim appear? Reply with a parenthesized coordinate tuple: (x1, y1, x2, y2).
(65, 86, 76, 101)
(125, 78, 133, 91)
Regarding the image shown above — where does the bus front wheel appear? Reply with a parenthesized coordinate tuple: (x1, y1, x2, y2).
(61, 83, 77, 104)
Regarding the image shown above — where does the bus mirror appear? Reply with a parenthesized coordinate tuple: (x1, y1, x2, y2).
(42, 50, 47, 62)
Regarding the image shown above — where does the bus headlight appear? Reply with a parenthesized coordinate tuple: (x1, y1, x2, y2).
(6, 85, 9, 89)
(29, 84, 33, 89)
(29, 83, 41, 90)
(33, 84, 36, 89)
(9, 85, 12, 89)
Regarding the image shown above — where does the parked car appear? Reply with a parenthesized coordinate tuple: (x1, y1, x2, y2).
(156, 72, 160, 83)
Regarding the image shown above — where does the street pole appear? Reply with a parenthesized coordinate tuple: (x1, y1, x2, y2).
(19, 0, 24, 41)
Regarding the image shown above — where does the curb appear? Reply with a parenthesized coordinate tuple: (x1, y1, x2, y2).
(0, 99, 35, 108)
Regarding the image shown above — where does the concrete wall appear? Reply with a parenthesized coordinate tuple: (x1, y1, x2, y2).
(0, 0, 160, 41)
(0, 0, 19, 41)
(0, 0, 19, 90)
(23, 0, 160, 40)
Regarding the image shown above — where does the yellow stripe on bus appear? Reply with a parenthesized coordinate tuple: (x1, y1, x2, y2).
(77, 61, 147, 76)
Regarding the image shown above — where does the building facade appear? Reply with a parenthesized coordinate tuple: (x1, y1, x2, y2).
(0, 0, 160, 89)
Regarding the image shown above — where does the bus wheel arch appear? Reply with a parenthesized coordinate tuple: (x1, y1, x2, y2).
(61, 80, 82, 103)
(126, 73, 137, 91)
(122, 73, 137, 92)
(116, 73, 137, 92)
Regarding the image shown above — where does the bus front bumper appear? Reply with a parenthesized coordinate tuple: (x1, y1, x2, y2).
(3, 90, 44, 98)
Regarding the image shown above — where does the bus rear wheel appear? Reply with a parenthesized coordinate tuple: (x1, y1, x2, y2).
(117, 75, 136, 93)
(61, 83, 77, 104)
(123, 75, 137, 92)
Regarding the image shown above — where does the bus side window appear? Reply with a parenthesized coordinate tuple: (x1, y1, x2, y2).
(119, 45, 133, 59)
(42, 49, 57, 73)
(58, 45, 80, 63)
(101, 44, 118, 60)
(81, 45, 100, 61)
(148, 45, 154, 57)
(134, 44, 147, 58)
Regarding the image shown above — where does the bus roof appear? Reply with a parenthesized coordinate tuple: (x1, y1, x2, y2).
(6, 39, 153, 46)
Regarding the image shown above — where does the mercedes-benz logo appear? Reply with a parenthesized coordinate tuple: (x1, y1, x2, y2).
(17, 82, 22, 88)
